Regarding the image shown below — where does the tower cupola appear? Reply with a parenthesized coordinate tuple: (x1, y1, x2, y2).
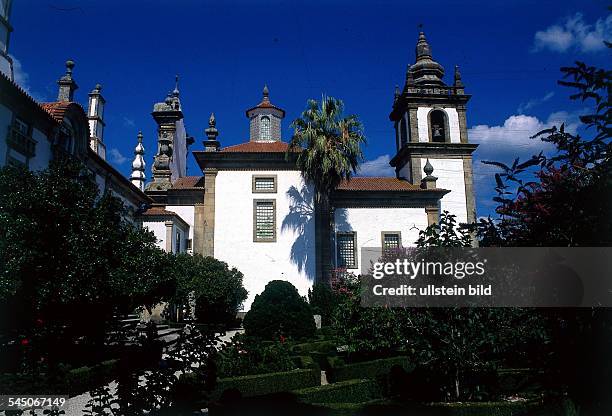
(245, 85, 285, 142)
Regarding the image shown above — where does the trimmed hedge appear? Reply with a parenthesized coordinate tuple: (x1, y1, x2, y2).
(213, 368, 320, 399)
(65, 359, 119, 395)
(293, 379, 382, 404)
(291, 340, 337, 355)
(328, 356, 413, 383)
(292, 355, 320, 371)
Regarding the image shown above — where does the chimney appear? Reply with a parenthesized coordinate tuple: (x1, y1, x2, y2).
(57, 60, 78, 102)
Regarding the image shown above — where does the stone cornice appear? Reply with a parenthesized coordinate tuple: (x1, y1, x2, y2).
(193, 150, 299, 170)
(331, 189, 449, 208)
(390, 142, 479, 167)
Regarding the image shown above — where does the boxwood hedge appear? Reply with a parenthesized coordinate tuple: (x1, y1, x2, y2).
(213, 368, 320, 399)
(328, 356, 413, 383)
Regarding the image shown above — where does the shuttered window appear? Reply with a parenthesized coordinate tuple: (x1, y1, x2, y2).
(336, 232, 357, 268)
(254, 200, 276, 242)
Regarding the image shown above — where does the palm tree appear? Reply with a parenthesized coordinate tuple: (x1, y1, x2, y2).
(288, 96, 366, 282)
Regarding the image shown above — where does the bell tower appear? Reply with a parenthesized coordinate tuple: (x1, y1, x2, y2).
(389, 32, 478, 224)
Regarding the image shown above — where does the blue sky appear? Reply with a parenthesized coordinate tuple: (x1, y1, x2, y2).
(9, 0, 611, 216)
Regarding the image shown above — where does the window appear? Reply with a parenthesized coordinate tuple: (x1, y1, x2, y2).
(7, 117, 36, 160)
(186, 238, 193, 251)
(260, 116, 271, 141)
(429, 110, 447, 143)
(252, 175, 277, 193)
(336, 232, 357, 268)
(382, 232, 402, 254)
(175, 231, 181, 253)
(254, 199, 276, 242)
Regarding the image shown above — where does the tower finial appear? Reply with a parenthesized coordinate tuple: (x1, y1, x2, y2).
(130, 131, 146, 191)
(204, 112, 220, 151)
(394, 85, 400, 103)
(416, 31, 431, 60)
(262, 84, 269, 101)
(172, 74, 180, 97)
(454, 65, 464, 88)
(57, 59, 79, 102)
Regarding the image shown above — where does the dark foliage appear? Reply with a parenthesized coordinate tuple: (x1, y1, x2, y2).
(243, 280, 316, 340)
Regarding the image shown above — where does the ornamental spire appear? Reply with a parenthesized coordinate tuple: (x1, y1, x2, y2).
(410, 31, 444, 85)
(454, 65, 464, 87)
(57, 59, 78, 102)
(130, 131, 146, 191)
(262, 84, 270, 102)
(203, 112, 221, 152)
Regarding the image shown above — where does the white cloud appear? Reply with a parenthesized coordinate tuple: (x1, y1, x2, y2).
(533, 13, 612, 53)
(469, 111, 581, 162)
(357, 154, 395, 177)
(109, 148, 127, 165)
(517, 91, 554, 114)
(9, 55, 46, 102)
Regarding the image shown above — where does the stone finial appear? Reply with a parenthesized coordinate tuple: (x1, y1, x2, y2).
(454, 65, 464, 88)
(262, 84, 270, 101)
(424, 158, 434, 175)
(130, 131, 146, 191)
(416, 31, 432, 60)
(57, 59, 78, 102)
(421, 158, 438, 189)
(91, 83, 102, 93)
(394, 85, 400, 102)
(173, 74, 180, 97)
(204, 112, 220, 151)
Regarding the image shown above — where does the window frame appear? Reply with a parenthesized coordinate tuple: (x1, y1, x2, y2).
(252, 174, 277, 193)
(260, 115, 271, 141)
(381, 231, 402, 254)
(336, 231, 358, 269)
(253, 199, 277, 242)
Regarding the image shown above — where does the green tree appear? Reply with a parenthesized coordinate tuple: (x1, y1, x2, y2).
(288, 96, 366, 281)
(173, 254, 248, 326)
(243, 280, 315, 340)
(0, 160, 174, 365)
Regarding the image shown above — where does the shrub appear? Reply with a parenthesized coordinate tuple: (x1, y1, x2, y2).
(292, 355, 319, 371)
(293, 379, 382, 404)
(173, 254, 248, 327)
(243, 280, 316, 340)
(327, 356, 413, 383)
(213, 368, 320, 399)
(215, 334, 296, 377)
(308, 283, 337, 326)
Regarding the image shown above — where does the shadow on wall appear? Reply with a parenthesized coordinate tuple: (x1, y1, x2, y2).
(282, 185, 316, 281)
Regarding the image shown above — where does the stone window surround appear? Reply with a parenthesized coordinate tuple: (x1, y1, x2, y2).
(427, 108, 451, 143)
(381, 231, 402, 251)
(336, 231, 358, 269)
(253, 198, 277, 242)
(252, 174, 278, 193)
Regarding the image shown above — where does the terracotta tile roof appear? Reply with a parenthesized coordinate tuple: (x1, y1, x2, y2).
(221, 141, 299, 153)
(40, 101, 86, 122)
(139, 207, 178, 216)
(246, 100, 286, 117)
(336, 177, 426, 191)
(172, 176, 204, 189)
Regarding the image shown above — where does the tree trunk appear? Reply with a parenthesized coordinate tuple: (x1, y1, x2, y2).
(315, 191, 333, 283)
(454, 367, 460, 401)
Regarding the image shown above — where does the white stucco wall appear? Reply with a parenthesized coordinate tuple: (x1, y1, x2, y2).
(333, 207, 429, 272)
(421, 157, 467, 223)
(142, 220, 167, 251)
(166, 205, 195, 242)
(29, 127, 51, 171)
(417, 107, 460, 143)
(214, 170, 316, 310)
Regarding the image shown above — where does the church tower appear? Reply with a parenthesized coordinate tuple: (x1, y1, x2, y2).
(389, 32, 478, 224)
(246, 85, 285, 142)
